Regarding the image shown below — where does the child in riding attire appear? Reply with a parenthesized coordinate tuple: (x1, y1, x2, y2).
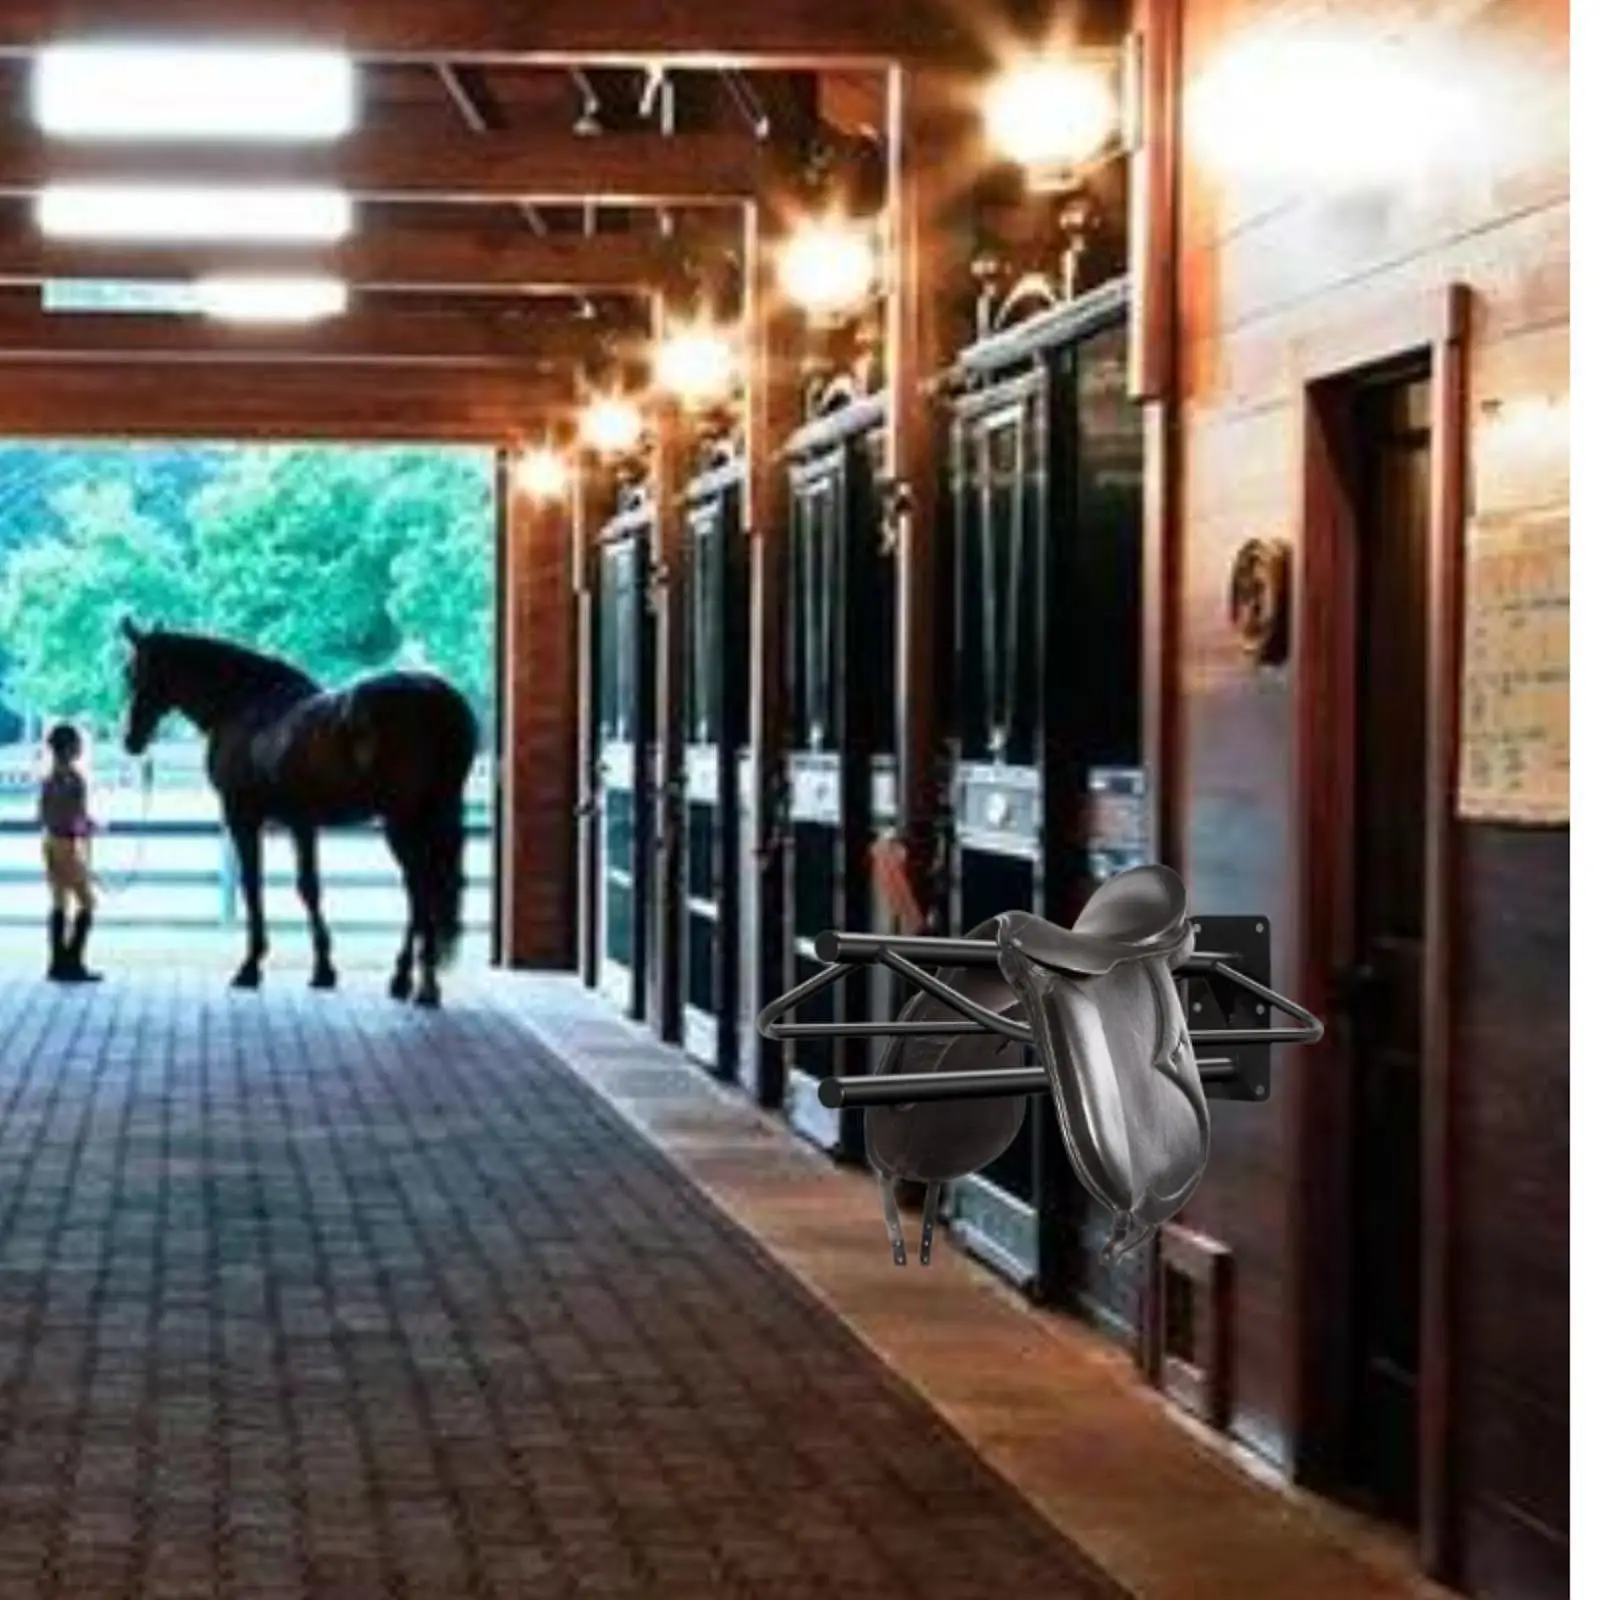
(38, 722, 100, 983)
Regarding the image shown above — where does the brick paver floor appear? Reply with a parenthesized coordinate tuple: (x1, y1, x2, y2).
(0, 975, 1122, 1600)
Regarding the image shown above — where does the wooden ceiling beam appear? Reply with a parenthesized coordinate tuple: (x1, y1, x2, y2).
(0, 127, 761, 204)
(0, 228, 674, 293)
(0, 359, 575, 442)
(435, 62, 552, 237)
(0, 0, 947, 65)
(0, 304, 639, 366)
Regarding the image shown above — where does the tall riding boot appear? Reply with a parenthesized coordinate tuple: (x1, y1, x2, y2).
(62, 909, 101, 983)
(46, 909, 68, 981)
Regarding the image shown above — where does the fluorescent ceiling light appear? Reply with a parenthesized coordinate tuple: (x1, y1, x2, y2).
(32, 44, 356, 140)
(42, 278, 202, 314)
(194, 274, 349, 322)
(35, 184, 353, 243)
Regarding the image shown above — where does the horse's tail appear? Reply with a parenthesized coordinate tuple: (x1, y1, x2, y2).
(425, 688, 478, 967)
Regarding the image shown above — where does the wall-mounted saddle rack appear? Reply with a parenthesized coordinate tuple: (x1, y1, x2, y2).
(757, 918, 1322, 1108)
(755, 866, 1325, 1269)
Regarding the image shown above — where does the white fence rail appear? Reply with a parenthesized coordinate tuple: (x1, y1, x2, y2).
(0, 741, 494, 932)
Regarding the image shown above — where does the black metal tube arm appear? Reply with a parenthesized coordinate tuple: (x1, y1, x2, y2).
(818, 1059, 1242, 1108)
(756, 921, 1326, 1114)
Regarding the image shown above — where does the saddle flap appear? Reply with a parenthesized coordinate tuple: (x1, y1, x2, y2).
(997, 921, 1210, 1259)
(864, 984, 1028, 1186)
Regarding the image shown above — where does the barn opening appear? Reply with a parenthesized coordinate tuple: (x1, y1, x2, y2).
(0, 438, 498, 974)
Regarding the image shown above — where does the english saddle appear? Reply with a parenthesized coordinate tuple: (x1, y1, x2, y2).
(864, 865, 1208, 1266)
(757, 862, 1321, 1273)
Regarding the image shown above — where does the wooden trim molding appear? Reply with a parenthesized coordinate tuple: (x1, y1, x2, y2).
(1134, 1, 1184, 1374)
(1154, 1223, 1234, 1430)
(1290, 283, 1469, 1583)
(1128, 0, 1179, 405)
(1419, 286, 1469, 1585)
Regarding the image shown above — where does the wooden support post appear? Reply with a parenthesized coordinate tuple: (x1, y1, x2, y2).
(884, 64, 961, 931)
(1129, 0, 1183, 879)
(1130, 0, 1185, 1386)
(572, 453, 604, 988)
(649, 379, 688, 1044)
(500, 450, 577, 968)
(741, 193, 804, 1106)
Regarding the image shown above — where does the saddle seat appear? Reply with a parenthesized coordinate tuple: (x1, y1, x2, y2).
(997, 865, 1209, 1262)
(999, 862, 1193, 976)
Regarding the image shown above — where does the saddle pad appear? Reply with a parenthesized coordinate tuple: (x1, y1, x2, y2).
(997, 931, 1210, 1260)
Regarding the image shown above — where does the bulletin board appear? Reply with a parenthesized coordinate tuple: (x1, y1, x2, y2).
(1457, 505, 1569, 824)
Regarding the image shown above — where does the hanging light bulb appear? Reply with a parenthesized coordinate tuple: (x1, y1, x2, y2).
(579, 393, 645, 455)
(513, 445, 570, 502)
(776, 214, 877, 319)
(655, 320, 741, 407)
(984, 57, 1120, 178)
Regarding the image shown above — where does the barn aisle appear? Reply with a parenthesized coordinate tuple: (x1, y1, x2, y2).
(0, 973, 1117, 1600)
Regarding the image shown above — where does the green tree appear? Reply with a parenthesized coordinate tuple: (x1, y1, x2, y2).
(383, 452, 496, 722)
(0, 478, 199, 733)
(189, 445, 493, 711)
(190, 446, 404, 682)
(0, 441, 495, 736)
(0, 443, 228, 735)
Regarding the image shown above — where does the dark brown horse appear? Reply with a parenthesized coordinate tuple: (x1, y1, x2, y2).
(120, 620, 478, 1006)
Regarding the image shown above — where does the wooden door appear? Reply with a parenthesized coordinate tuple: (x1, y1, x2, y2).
(1341, 369, 1433, 1524)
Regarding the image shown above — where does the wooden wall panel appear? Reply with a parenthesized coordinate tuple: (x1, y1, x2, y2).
(1170, 0, 1568, 1590)
(1453, 825, 1568, 1587)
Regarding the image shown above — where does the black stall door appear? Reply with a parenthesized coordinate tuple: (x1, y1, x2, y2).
(778, 395, 896, 1159)
(677, 456, 749, 1076)
(942, 281, 1152, 1339)
(592, 493, 656, 1020)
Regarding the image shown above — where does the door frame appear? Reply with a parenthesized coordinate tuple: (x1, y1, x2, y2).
(1291, 284, 1468, 1581)
(491, 446, 508, 966)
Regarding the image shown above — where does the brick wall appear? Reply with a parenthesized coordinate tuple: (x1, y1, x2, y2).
(501, 487, 577, 969)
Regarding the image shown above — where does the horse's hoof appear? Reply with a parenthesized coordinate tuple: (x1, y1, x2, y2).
(414, 986, 441, 1010)
(231, 968, 262, 991)
(310, 967, 338, 991)
(388, 973, 413, 1002)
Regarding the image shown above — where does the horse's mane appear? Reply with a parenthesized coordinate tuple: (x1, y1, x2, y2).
(150, 629, 321, 699)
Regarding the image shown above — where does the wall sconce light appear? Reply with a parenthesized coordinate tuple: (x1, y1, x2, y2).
(512, 444, 570, 502)
(654, 319, 741, 408)
(578, 392, 647, 456)
(983, 46, 1137, 191)
(777, 213, 878, 321)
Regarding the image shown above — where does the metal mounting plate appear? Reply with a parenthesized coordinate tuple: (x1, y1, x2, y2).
(1186, 915, 1273, 1103)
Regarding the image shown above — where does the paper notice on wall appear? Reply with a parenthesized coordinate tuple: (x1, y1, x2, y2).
(1457, 506, 1569, 824)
